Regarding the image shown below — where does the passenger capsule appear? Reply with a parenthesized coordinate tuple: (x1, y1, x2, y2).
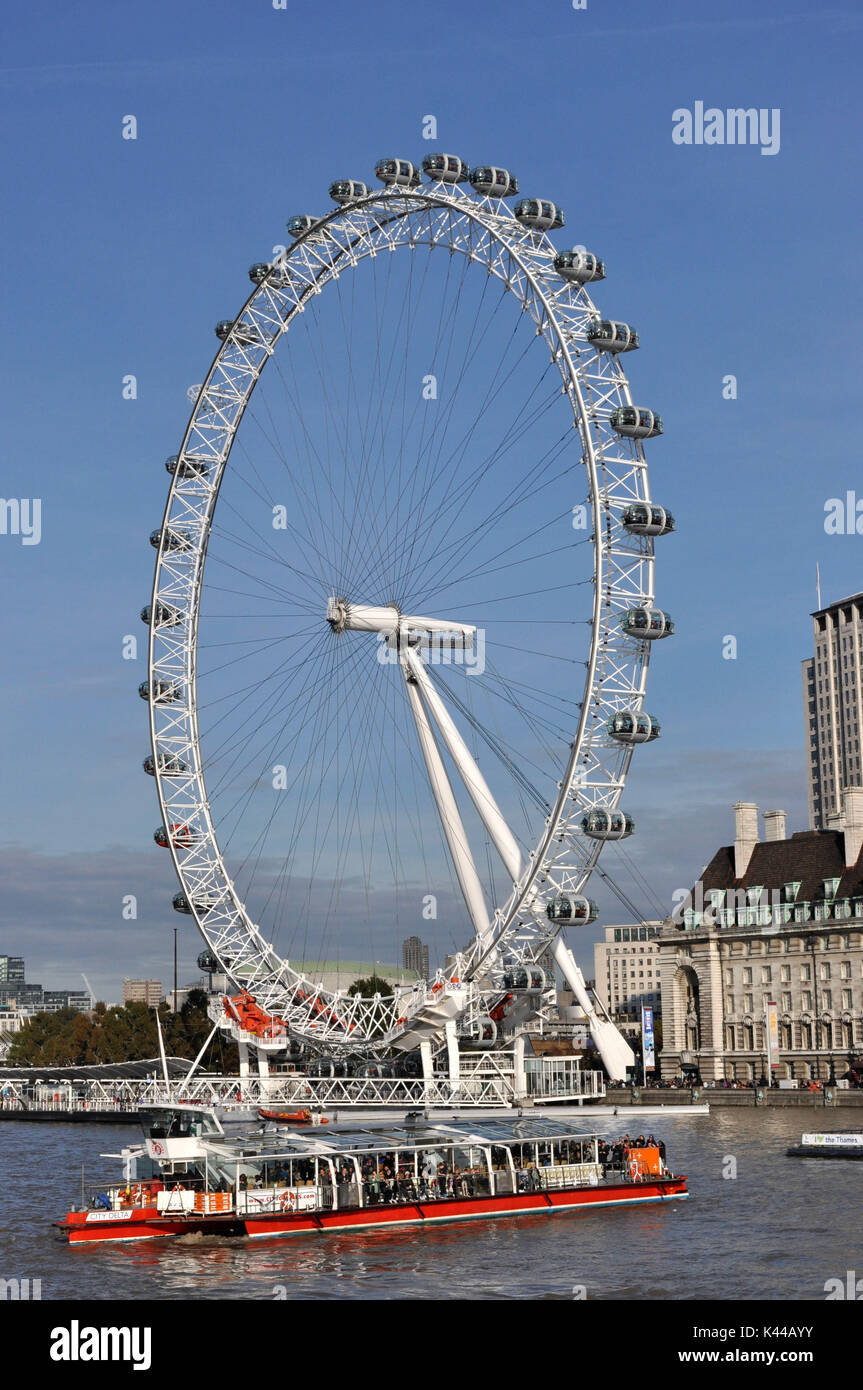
(421, 152, 470, 184)
(606, 710, 661, 744)
(286, 214, 318, 238)
(154, 824, 200, 849)
(329, 179, 370, 204)
(215, 320, 261, 346)
(248, 262, 271, 284)
(587, 320, 639, 353)
(197, 948, 220, 972)
(469, 166, 519, 198)
(466, 1015, 497, 1047)
(620, 607, 674, 640)
(173, 892, 215, 915)
(622, 502, 675, 537)
(610, 406, 663, 439)
(165, 454, 210, 479)
(553, 248, 606, 283)
(546, 894, 599, 924)
(138, 679, 180, 703)
(581, 809, 635, 841)
(374, 157, 421, 188)
(513, 198, 565, 231)
(150, 526, 193, 553)
(143, 753, 188, 776)
(140, 602, 182, 628)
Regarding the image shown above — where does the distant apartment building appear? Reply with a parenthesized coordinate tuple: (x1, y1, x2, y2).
(122, 979, 163, 1007)
(402, 936, 430, 978)
(0, 956, 25, 985)
(803, 591, 863, 830)
(593, 923, 663, 1038)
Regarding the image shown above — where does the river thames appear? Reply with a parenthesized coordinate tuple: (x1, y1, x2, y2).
(4, 1109, 860, 1301)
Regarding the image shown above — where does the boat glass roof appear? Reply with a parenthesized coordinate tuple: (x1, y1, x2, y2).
(202, 1117, 599, 1160)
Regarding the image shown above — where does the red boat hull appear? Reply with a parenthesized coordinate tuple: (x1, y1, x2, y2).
(58, 1177, 688, 1245)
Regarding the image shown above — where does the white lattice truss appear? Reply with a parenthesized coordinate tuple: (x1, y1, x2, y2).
(146, 181, 660, 1051)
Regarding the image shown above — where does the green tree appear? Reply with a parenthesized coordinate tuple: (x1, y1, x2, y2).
(347, 975, 391, 999)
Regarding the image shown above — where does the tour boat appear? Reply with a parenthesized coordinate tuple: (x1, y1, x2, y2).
(787, 1131, 863, 1159)
(55, 1106, 688, 1245)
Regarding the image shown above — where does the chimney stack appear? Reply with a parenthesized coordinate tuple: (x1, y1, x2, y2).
(835, 786, 863, 868)
(763, 809, 787, 843)
(733, 801, 759, 880)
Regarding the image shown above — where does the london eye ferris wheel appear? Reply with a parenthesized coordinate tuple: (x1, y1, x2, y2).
(140, 153, 674, 1080)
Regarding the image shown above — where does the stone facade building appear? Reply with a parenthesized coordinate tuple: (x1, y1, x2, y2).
(660, 794, 863, 1083)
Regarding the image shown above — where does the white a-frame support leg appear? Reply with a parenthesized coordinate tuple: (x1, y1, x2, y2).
(402, 669, 494, 954)
(403, 647, 523, 884)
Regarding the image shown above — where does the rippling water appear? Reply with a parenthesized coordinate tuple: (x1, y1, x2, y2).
(3, 1110, 860, 1300)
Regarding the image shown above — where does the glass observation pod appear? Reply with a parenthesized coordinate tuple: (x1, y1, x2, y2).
(553, 249, 606, 284)
(143, 753, 188, 777)
(329, 179, 370, 204)
(140, 602, 182, 628)
(165, 454, 209, 479)
(286, 215, 319, 238)
(514, 198, 565, 231)
(173, 892, 216, 916)
(215, 320, 262, 346)
(502, 966, 547, 991)
(150, 526, 193, 552)
(197, 948, 220, 972)
(469, 166, 519, 198)
(154, 824, 201, 850)
(587, 320, 639, 353)
(581, 809, 635, 841)
(138, 679, 180, 704)
(609, 406, 663, 439)
(620, 607, 674, 640)
(606, 710, 661, 744)
(622, 502, 675, 537)
(248, 262, 271, 284)
(421, 152, 470, 183)
(309, 1056, 354, 1078)
(374, 157, 421, 188)
(467, 1016, 498, 1047)
(546, 894, 600, 924)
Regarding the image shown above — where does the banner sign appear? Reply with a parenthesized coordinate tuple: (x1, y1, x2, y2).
(765, 1000, 779, 1071)
(641, 1006, 655, 1070)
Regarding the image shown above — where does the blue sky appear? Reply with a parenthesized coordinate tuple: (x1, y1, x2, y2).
(1, 0, 862, 1000)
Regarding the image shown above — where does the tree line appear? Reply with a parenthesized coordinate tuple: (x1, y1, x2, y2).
(5, 989, 238, 1069)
